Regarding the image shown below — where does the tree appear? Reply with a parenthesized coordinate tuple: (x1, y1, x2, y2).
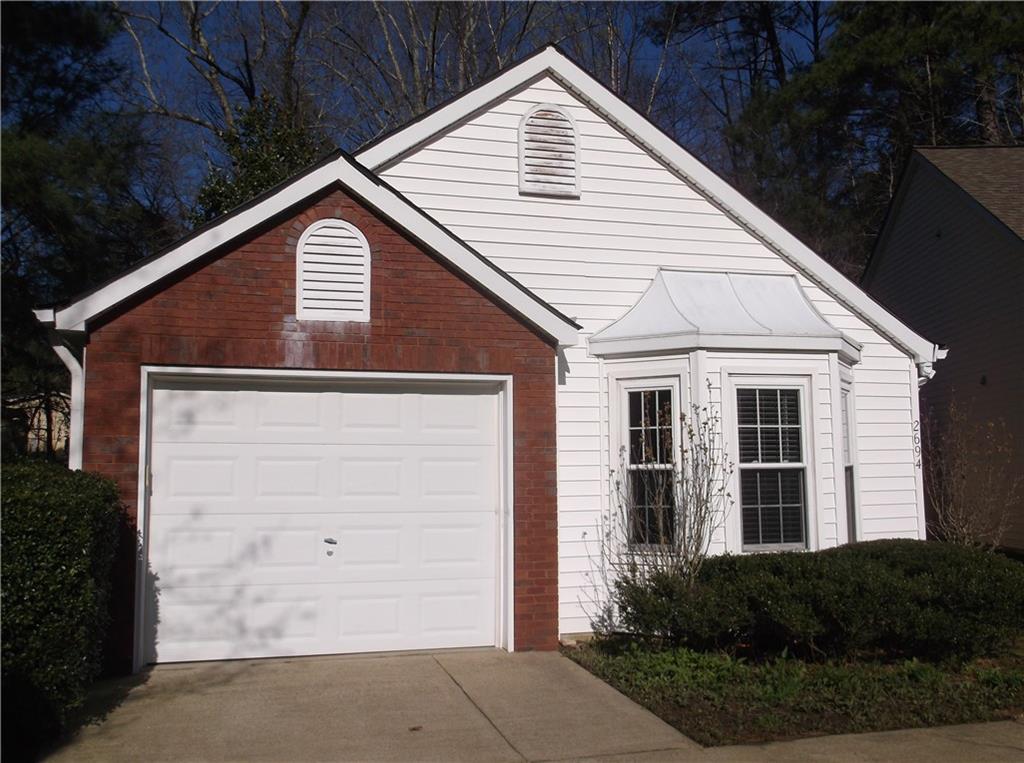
(733, 2, 1024, 275)
(923, 398, 1021, 550)
(190, 94, 332, 224)
(1, 2, 177, 458)
(587, 392, 734, 634)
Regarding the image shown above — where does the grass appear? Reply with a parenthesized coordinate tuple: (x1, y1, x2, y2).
(566, 642, 1024, 746)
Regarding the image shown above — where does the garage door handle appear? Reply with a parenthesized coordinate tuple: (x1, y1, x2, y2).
(323, 537, 338, 545)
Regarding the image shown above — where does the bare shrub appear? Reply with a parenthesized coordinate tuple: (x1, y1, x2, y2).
(923, 397, 1021, 550)
(586, 391, 734, 634)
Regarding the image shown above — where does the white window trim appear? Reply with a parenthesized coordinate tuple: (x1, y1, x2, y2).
(518, 103, 581, 198)
(606, 359, 689, 555)
(295, 218, 372, 323)
(133, 366, 516, 673)
(722, 369, 821, 554)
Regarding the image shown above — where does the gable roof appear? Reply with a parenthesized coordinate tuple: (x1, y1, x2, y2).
(915, 146, 1024, 239)
(355, 45, 943, 371)
(34, 149, 579, 346)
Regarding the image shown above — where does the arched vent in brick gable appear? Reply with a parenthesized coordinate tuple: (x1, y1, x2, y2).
(296, 219, 371, 322)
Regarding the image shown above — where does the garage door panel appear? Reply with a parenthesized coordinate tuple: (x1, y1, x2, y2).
(154, 386, 498, 446)
(146, 381, 502, 663)
(155, 444, 498, 514)
(147, 578, 495, 663)
(146, 585, 329, 664)
(150, 512, 495, 588)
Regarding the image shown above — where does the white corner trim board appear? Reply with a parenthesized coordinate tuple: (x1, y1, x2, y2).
(34, 154, 578, 348)
(355, 46, 942, 374)
(132, 366, 517, 672)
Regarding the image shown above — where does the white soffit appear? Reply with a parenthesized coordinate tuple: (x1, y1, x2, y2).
(356, 46, 939, 368)
(588, 270, 861, 363)
(36, 153, 578, 347)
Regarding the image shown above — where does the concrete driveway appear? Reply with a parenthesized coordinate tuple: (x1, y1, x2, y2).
(47, 649, 1024, 762)
(47, 650, 701, 762)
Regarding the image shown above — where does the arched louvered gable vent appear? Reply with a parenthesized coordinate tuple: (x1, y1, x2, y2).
(519, 104, 580, 197)
(296, 219, 371, 322)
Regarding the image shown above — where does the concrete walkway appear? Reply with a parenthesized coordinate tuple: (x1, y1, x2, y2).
(47, 650, 1024, 762)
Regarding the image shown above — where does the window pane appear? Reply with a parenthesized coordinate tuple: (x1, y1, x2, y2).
(737, 389, 758, 426)
(741, 468, 805, 548)
(845, 465, 856, 542)
(629, 470, 676, 545)
(628, 388, 672, 465)
(781, 427, 802, 463)
(759, 428, 781, 463)
(758, 470, 781, 506)
(760, 503, 782, 545)
(840, 389, 852, 466)
(781, 502, 804, 543)
(657, 426, 674, 464)
(779, 389, 800, 425)
(758, 389, 780, 425)
(737, 388, 802, 466)
(740, 470, 760, 507)
(656, 390, 672, 427)
(643, 390, 658, 428)
(738, 427, 759, 463)
(779, 470, 802, 504)
(629, 428, 646, 464)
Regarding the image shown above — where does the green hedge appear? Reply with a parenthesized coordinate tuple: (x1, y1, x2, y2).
(2, 461, 122, 760)
(611, 540, 1024, 662)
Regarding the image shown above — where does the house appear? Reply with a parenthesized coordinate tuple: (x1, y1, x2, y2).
(863, 146, 1024, 550)
(34, 47, 944, 673)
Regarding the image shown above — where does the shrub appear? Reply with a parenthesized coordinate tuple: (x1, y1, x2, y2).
(2, 461, 122, 760)
(610, 539, 1024, 662)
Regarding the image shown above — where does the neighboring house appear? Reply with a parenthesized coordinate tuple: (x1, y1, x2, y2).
(863, 146, 1024, 550)
(35, 47, 944, 672)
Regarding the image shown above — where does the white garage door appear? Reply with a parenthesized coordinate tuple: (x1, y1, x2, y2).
(144, 379, 502, 664)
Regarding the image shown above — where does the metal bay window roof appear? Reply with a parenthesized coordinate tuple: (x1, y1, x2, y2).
(589, 269, 861, 362)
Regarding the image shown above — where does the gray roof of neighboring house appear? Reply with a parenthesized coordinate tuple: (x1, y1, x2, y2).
(915, 146, 1024, 240)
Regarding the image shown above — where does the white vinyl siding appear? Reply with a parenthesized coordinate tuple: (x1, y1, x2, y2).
(379, 75, 925, 634)
(518, 104, 579, 197)
(296, 219, 371, 322)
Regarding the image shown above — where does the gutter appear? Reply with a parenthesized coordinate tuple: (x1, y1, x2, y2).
(917, 345, 949, 387)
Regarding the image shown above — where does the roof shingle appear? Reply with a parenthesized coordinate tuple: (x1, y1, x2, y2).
(915, 146, 1024, 239)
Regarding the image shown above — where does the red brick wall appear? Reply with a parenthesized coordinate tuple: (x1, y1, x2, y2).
(83, 188, 559, 670)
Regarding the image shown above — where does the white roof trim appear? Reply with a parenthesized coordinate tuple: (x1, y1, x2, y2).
(588, 269, 861, 363)
(37, 153, 578, 347)
(356, 46, 940, 369)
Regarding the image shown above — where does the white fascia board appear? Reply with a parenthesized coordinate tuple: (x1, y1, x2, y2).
(356, 47, 937, 366)
(357, 50, 559, 170)
(588, 332, 853, 359)
(46, 155, 577, 346)
(51, 159, 344, 333)
(339, 164, 578, 347)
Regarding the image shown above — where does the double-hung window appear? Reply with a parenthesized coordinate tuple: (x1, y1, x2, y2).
(841, 385, 857, 542)
(626, 388, 676, 545)
(737, 387, 807, 549)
